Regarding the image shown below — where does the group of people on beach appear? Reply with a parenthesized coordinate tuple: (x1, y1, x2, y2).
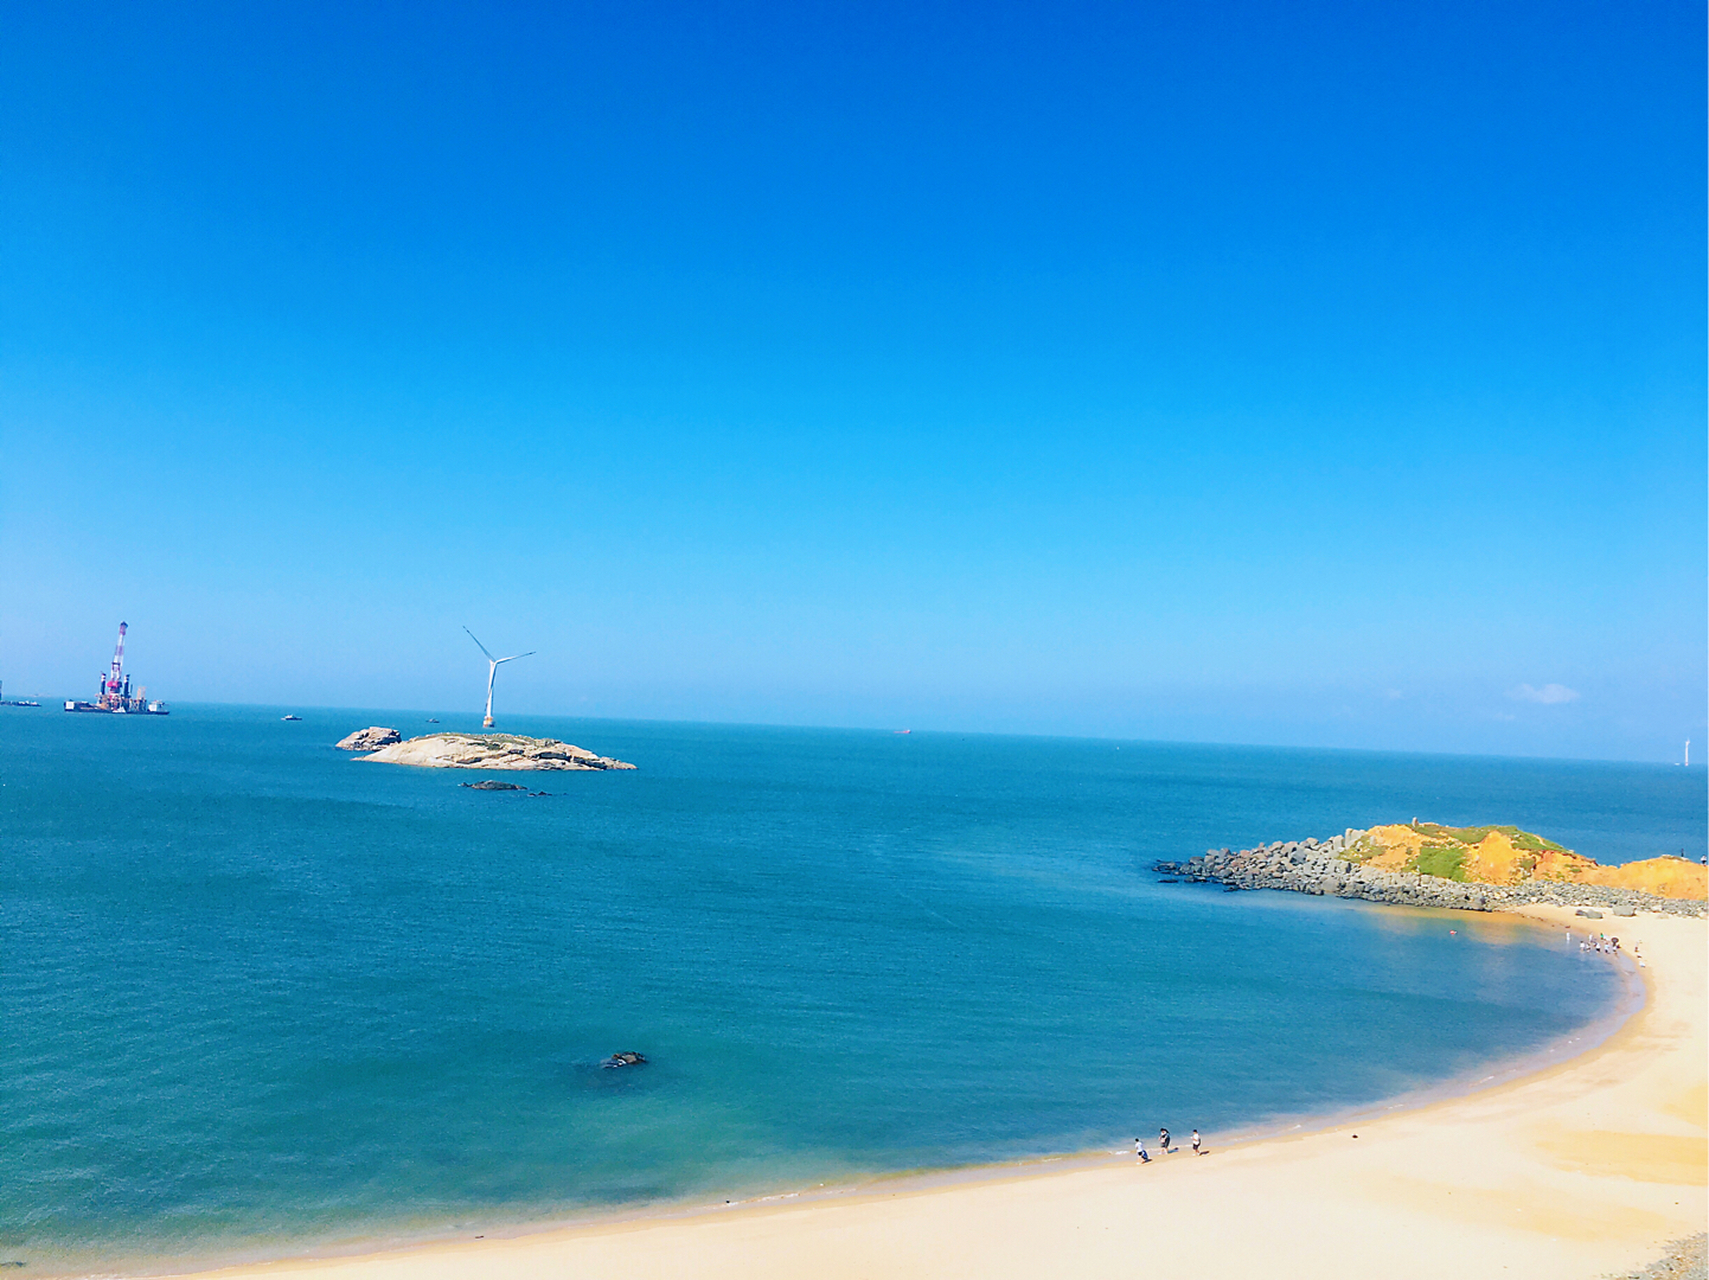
(1567, 927, 1645, 968)
(1133, 1127, 1204, 1164)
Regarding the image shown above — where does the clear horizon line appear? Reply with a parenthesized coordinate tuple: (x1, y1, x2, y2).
(51, 697, 1708, 771)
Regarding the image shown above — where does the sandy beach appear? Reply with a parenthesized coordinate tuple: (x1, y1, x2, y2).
(155, 904, 1706, 1280)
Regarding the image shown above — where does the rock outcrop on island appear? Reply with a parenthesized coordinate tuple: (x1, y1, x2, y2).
(335, 726, 403, 751)
(1156, 822, 1705, 918)
(354, 732, 636, 771)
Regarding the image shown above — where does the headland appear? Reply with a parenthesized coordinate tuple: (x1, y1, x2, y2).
(1158, 822, 1707, 918)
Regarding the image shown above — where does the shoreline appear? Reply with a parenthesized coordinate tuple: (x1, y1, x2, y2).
(59, 902, 1692, 1280)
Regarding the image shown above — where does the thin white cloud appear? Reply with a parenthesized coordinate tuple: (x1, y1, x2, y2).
(1509, 682, 1580, 705)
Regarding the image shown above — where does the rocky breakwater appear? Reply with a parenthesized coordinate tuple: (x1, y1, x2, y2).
(1155, 822, 1706, 919)
(354, 731, 635, 771)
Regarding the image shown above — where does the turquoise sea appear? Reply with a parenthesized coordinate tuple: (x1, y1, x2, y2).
(3, 707, 1702, 1275)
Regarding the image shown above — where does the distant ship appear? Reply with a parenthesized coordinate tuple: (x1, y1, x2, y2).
(282, 715, 302, 722)
(0, 681, 40, 707)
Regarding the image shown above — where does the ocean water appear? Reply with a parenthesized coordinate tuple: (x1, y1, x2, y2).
(2, 707, 1700, 1275)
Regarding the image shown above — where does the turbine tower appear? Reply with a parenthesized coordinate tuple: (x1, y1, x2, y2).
(464, 627, 535, 729)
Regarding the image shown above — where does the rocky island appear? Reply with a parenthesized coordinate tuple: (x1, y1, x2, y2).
(1157, 821, 1706, 918)
(343, 731, 635, 771)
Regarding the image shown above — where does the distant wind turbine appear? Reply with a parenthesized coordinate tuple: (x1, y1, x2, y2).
(464, 627, 535, 729)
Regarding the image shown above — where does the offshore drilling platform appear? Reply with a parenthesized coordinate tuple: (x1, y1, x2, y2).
(64, 622, 169, 715)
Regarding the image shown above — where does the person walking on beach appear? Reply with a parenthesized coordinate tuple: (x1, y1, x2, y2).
(1159, 1127, 1170, 1153)
(1191, 1129, 1202, 1155)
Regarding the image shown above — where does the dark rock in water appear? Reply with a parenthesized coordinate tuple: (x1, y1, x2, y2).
(600, 1051, 647, 1069)
(528, 790, 552, 797)
(1156, 877, 1180, 884)
(461, 780, 525, 791)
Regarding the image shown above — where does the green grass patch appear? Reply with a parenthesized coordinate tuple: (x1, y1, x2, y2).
(1344, 839, 1376, 864)
(1411, 844, 1470, 881)
(1406, 822, 1572, 856)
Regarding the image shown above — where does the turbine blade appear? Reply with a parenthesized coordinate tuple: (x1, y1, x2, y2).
(463, 627, 496, 661)
(495, 651, 536, 664)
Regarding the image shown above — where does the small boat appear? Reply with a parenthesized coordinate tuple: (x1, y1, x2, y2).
(893, 729, 911, 735)
(425, 717, 440, 723)
(600, 1051, 647, 1069)
(282, 715, 302, 721)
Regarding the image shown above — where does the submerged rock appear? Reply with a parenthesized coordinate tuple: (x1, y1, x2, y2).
(461, 779, 525, 791)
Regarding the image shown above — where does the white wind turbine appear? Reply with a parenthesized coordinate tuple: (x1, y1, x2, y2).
(464, 627, 535, 729)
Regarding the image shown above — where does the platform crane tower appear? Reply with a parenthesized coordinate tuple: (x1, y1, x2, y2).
(103, 622, 130, 705)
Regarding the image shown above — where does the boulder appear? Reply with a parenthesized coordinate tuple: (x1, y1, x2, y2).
(336, 726, 402, 751)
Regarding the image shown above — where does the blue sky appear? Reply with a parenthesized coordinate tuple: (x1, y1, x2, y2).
(2, 0, 1703, 760)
